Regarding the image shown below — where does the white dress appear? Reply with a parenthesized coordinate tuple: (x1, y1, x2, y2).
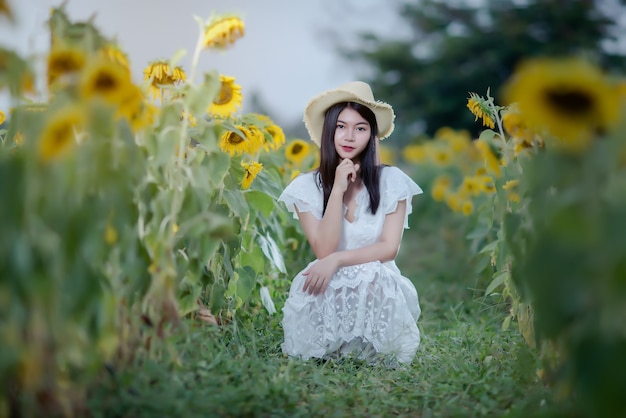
(278, 166, 423, 365)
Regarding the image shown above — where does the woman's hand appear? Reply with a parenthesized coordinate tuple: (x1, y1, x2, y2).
(333, 158, 360, 193)
(302, 254, 339, 295)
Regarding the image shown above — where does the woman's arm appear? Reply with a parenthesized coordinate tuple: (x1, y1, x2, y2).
(302, 200, 407, 295)
(296, 159, 360, 259)
(296, 186, 344, 259)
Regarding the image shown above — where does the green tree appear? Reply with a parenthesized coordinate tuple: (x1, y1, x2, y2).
(339, 0, 626, 143)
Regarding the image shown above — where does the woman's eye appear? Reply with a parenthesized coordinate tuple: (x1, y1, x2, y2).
(336, 124, 344, 129)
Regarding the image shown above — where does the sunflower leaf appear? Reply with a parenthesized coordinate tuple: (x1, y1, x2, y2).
(479, 129, 496, 143)
(244, 190, 275, 217)
(257, 233, 286, 274)
(235, 266, 257, 304)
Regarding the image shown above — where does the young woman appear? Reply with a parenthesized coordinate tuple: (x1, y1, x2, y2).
(278, 81, 422, 366)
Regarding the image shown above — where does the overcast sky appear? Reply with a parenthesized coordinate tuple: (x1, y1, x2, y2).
(0, 0, 408, 126)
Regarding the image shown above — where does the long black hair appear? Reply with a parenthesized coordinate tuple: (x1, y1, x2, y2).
(316, 101, 382, 215)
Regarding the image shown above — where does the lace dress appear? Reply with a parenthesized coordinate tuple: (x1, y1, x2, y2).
(278, 166, 423, 365)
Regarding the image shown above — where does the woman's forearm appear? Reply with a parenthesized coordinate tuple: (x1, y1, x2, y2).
(330, 240, 400, 268)
(311, 188, 345, 258)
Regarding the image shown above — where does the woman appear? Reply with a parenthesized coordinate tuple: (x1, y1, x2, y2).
(278, 81, 422, 366)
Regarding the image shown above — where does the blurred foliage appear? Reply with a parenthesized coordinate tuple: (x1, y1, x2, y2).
(399, 54, 626, 416)
(339, 0, 626, 142)
(0, 5, 320, 416)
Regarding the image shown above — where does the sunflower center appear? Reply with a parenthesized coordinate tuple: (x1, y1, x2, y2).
(291, 144, 303, 155)
(94, 72, 118, 91)
(544, 89, 593, 116)
(54, 55, 82, 72)
(52, 125, 73, 146)
(228, 133, 245, 145)
(214, 84, 233, 105)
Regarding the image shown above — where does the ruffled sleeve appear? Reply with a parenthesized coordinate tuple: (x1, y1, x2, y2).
(278, 171, 324, 220)
(382, 166, 423, 229)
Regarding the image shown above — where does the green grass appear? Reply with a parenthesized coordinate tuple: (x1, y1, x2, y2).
(86, 222, 570, 418)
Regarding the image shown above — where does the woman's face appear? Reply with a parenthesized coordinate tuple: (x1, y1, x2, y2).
(333, 106, 371, 162)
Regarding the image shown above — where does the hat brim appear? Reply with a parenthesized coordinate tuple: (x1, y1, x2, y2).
(304, 87, 395, 147)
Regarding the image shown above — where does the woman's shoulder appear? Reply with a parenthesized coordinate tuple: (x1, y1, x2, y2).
(289, 170, 319, 188)
(280, 170, 320, 199)
(380, 165, 411, 181)
(380, 165, 423, 194)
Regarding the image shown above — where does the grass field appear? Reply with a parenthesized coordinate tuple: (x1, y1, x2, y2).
(86, 214, 572, 418)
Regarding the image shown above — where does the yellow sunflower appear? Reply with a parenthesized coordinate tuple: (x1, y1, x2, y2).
(38, 105, 85, 162)
(442, 130, 471, 153)
(445, 193, 462, 212)
(502, 180, 521, 203)
(502, 179, 519, 191)
(104, 224, 118, 245)
(378, 145, 396, 165)
(115, 84, 144, 119)
(459, 176, 482, 197)
(402, 144, 429, 163)
(478, 175, 496, 194)
(219, 125, 251, 156)
(431, 148, 452, 166)
(21, 71, 36, 95)
(285, 139, 311, 165)
(264, 123, 286, 151)
(115, 84, 157, 132)
(475, 139, 501, 177)
(100, 44, 131, 74)
(202, 16, 245, 49)
(14, 131, 24, 146)
(80, 58, 131, 105)
(507, 191, 521, 203)
(244, 125, 265, 155)
(241, 161, 262, 189)
(461, 200, 474, 216)
(431, 175, 452, 202)
(143, 60, 186, 101)
(127, 102, 158, 133)
(467, 92, 495, 129)
(0, 110, 5, 125)
(207, 75, 243, 117)
(252, 113, 287, 150)
(431, 184, 447, 202)
(0, 0, 12, 20)
(502, 57, 621, 153)
(47, 45, 86, 86)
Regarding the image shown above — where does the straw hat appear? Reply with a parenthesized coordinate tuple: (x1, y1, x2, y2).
(303, 81, 395, 146)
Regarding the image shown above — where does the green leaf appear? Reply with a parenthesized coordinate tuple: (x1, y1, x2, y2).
(235, 266, 257, 303)
(240, 240, 266, 273)
(257, 233, 286, 274)
(466, 226, 489, 240)
(207, 151, 231, 188)
(185, 71, 221, 115)
(501, 315, 512, 332)
(209, 282, 226, 314)
(479, 240, 499, 254)
(223, 189, 249, 219)
(485, 271, 509, 296)
(244, 190, 275, 218)
(479, 129, 496, 142)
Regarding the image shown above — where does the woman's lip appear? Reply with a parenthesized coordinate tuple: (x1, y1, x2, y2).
(341, 146, 355, 151)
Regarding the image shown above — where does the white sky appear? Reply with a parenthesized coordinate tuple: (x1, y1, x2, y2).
(0, 0, 407, 126)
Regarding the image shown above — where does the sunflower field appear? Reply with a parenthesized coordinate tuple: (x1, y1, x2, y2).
(403, 59, 626, 416)
(0, 5, 320, 415)
(2, 2, 626, 417)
